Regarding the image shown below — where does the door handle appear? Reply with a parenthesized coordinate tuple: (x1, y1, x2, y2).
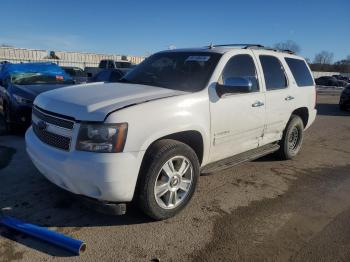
(252, 101, 264, 107)
(285, 95, 295, 101)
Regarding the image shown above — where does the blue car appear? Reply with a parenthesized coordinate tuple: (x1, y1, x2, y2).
(0, 62, 74, 132)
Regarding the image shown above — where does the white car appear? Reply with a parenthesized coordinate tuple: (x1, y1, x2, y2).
(26, 44, 317, 220)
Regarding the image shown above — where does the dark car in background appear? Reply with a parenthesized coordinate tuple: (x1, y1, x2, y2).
(0, 63, 74, 132)
(98, 59, 135, 70)
(333, 75, 350, 83)
(85, 59, 135, 77)
(315, 76, 341, 87)
(90, 68, 125, 83)
(339, 84, 350, 111)
(62, 66, 88, 84)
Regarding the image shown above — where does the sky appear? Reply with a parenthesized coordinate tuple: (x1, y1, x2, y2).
(1, 0, 349, 61)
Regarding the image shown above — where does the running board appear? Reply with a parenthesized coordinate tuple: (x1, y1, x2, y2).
(201, 143, 280, 174)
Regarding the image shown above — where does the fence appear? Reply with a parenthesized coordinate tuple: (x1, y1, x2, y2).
(0, 57, 100, 68)
(312, 71, 350, 78)
(0, 47, 145, 69)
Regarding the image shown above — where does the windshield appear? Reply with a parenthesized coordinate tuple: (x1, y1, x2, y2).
(11, 72, 73, 85)
(120, 51, 222, 92)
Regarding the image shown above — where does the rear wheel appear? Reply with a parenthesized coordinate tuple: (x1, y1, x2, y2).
(138, 139, 200, 220)
(277, 115, 304, 160)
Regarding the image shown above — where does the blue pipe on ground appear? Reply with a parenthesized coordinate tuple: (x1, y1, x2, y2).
(0, 215, 86, 255)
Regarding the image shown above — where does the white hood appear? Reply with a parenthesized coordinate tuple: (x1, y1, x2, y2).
(34, 82, 186, 121)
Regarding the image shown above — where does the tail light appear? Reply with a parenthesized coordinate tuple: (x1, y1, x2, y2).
(314, 86, 317, 108)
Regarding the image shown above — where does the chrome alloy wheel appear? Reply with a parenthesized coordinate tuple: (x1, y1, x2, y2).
(154, 156, 193, 209)
(288, 126, 300, 151)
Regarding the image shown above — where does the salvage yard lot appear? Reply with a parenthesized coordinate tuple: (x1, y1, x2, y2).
(0, 93, 350, 262)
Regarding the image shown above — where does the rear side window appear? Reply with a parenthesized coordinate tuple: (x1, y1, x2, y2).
(260, 55, 288, 90)
(285, 58, 314, 87)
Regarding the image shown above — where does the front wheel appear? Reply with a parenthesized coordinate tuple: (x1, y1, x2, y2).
(138, 139, 200, 220)
(277, 115, 304, 160)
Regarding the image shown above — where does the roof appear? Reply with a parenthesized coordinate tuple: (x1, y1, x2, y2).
(158, 44, 300, 57)
(0, 62, 71, 80)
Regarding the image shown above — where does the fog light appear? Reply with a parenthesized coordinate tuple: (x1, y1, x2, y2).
(21, 117, 26, 122)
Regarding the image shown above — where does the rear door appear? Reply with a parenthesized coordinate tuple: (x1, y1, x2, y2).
(209, 50, 266, 162)
(253, 52, 296, 145)
(284, 57, 316, 128)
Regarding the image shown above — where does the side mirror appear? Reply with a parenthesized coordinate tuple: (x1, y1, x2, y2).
(216, 77, 252, 97)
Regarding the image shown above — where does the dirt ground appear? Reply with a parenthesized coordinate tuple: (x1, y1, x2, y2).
(0, 93, 349, 262)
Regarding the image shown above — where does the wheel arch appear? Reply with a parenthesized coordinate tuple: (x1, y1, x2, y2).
(291, 107, 309, 128)
(143, 130, 205, 165)
(133, 130, 205, 202)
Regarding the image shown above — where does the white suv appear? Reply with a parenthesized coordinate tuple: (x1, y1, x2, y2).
(26, 44, 317, 220)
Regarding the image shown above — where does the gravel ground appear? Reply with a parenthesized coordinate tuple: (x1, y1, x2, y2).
(0, 93, 350, 262)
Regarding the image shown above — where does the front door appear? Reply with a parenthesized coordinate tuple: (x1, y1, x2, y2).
(209, 51, 266, 163)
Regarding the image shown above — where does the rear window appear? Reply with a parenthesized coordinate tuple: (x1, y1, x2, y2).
(285, 58, 314, 87)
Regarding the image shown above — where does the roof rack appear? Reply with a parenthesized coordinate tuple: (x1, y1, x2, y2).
(281, 49, 295, 54)
(208, 44, 264, 49)
(208, 44, 295, 54)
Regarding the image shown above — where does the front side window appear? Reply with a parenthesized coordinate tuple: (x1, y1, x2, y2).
(285, 58, 314, 87)
(120, 52, 222, 92)
(219, 54, 259, 92)
(260, 55, 288, 90)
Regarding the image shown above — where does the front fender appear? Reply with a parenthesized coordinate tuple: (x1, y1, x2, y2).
(105, 92, 211, 165)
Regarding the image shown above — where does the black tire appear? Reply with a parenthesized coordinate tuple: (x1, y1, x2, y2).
(339, 103, 347, 111)
(138, 139, 200, 220)
(277, 115, 304, 160)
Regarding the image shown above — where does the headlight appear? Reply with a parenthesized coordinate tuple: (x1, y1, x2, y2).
(76, 123, 128, 153)
(13, 94, 32, 105)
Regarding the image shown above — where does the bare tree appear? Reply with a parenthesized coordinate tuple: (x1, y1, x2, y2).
(274, 40, 301, 54)
(313, 51, 334, 64)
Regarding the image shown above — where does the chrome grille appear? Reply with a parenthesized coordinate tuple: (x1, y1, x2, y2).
(32, 106, 74, 151)
(33, 123, 71, 151)
(33, 107, 74, 130)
